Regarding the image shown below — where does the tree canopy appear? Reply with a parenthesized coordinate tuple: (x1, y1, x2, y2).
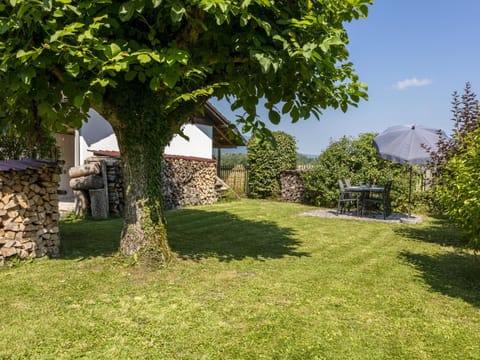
(1, 0, 370, 133)
(0, 0, 372, 261)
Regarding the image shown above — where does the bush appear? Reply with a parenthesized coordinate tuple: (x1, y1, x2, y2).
(436, 121, 480, 252)
(0, 130, 59, 161)
(302, 133, 417, 210)
(247, 131, 296, 199)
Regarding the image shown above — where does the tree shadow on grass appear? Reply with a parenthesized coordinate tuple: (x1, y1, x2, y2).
(166, 208, 310, 262)
(59, 217, 122, 260)
(395, 216, 480, 307)
(400, 251, 480, 307)
(393, 216, 466, 248)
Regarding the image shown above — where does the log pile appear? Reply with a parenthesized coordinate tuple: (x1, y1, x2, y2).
(162, 155, 217, 210)
(69, 160, 109, 218)
(0, 161, 61, 265)
(84, 157, 124, 216)
(280, 170, 308, 203)
(71, 154, 217, 215)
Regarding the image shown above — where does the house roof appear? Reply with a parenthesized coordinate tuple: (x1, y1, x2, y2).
(89, 150, 216, 164)
(0, 158, 57, 172)
(190, 102, 246, 149)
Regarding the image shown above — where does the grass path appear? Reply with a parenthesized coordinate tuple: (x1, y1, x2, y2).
(1, 199, 480, 359)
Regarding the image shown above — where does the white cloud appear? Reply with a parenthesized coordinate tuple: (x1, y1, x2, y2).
(393, 77, 432, 91)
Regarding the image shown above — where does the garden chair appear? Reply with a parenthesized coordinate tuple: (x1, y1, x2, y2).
(336, 179, 359, 215)
(362, 181, 392, 219)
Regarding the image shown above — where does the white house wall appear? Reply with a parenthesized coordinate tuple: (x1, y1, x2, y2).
(78, 110, 213, 164)
(165, 124, 212, 159)
(78, 110, 120, 165)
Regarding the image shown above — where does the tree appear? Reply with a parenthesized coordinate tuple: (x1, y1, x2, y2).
(437, 128, 480, 252)
(219, 153, 247, 167)
(0, 0, 371, 262)
(302, 133, 407, 208)
(247, 131, 296, 198)
(428, 82, 480, 176)
(428, 83, 480, 251)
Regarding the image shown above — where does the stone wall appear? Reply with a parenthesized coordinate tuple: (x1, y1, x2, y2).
(0, 160, 61, 265)
(280, 170, 307, 203)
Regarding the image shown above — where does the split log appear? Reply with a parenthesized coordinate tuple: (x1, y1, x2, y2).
(68, 163, 101, 178)
(69, 175, 104, 190)
(89, 189, 108, 219)
(74, 190, 89, 217)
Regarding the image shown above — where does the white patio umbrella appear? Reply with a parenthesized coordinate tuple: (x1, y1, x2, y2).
(373, 124, 448, 218)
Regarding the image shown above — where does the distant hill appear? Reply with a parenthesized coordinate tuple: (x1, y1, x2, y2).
(217, 151, 318, 167)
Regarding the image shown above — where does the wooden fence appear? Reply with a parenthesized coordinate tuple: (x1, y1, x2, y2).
(219, 165, 249, 195)
(219, 165, 314, 196)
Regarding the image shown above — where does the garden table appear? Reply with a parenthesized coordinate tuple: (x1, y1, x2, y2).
(345, 185, 384, 216)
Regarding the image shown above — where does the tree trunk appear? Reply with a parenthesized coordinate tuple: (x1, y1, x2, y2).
(96, 82, 201, 264)
(116, 132, 171, 263)
(98, 88, 179, 264)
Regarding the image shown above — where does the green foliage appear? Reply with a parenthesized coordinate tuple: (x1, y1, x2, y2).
(0, 0, 372, 257)
(436, 128, 480, 251)
(219, 152, 247, 167)
(0, 0, 371, 139)
(302, 133, 412, 209)
(247, 131, 296, 198)
(296, 153, 317, 166)
(429, 84, 480, 252)
(0, 128, 59, 161)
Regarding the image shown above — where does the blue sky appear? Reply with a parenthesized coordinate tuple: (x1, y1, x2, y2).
(212, 0, 480, 155)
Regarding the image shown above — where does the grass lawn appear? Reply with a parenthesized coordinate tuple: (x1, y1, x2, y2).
(1, 199, 480, 359)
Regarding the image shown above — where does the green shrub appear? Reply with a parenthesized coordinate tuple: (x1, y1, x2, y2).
(302, 133, 418, 210)
(247, 131, 296, 198)
(0, 130, 59, 160)
(436, 128, 480, 252)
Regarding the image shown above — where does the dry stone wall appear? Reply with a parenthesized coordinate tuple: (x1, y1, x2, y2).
(0, 160, 61, 265)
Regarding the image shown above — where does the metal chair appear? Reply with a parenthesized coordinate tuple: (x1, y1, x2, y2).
(337, 179, 359, 215)
(362, 181, 392, 219)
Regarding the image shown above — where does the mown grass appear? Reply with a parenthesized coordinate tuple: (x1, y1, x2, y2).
(1, 199, 480, 359)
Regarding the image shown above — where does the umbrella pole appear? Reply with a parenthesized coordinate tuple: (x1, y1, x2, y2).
(408, 166, 412, 218)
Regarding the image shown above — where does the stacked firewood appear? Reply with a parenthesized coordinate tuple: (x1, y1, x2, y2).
(69, 160, 108, 218)
(162, 156, 217, 210)
(71, 155, 217, 214)
(280, 170, 307, 203)
(0, 163, 61, 265)
(84, 157, 124, 216)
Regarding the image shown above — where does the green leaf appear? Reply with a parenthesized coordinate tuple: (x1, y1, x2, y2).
(73, 94, 84, 108)
(16, 49, 26, 58)
(105, 43, 122, 59)
(170, 2, 186, 23)
(282, 101, 293, 114)
(65, 62, 80, 77)
(268, 110, 281, 125)
(119, 1, 135, 22)
(319, 36, 344, 52)
(163, 71, 180, 89)
(137, 54, 151, 64)
(125, 71, 137, 81)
